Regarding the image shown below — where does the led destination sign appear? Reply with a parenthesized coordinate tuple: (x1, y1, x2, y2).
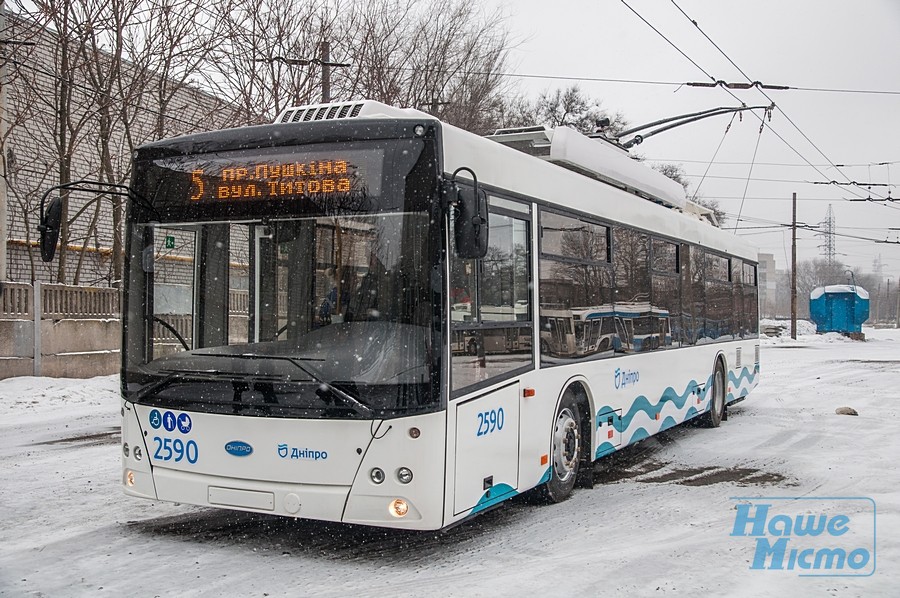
(192, 159, 353, 201)
(162, 147, 385, 204)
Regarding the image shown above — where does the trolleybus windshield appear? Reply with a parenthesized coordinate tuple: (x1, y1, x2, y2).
(122, 137, 442, 419)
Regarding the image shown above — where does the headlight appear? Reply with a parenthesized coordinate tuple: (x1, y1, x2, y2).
(133, 446, 143, 461)
(126, 470, 136, 487)
(370, 467, 385, 484)
(123, 443, 130, 457)
(397, 467, 413, 484)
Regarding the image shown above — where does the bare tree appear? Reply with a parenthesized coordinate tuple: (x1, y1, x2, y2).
(650, 162, 727, 227)
(7, 1, 100, 283)
(202, 0, 339, 124)
(500, 85, 628, 136)
(122, 0, 233, 140)
(339, 0, 513, 134)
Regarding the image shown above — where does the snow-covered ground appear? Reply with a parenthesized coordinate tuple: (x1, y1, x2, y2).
(1, 328, 898, 596)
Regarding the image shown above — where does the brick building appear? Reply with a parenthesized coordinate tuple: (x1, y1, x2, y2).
(1, 10, 238, 286)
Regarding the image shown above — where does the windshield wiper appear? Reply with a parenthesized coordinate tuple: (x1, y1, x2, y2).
(130, 371, 184, 404)
(218, 353, 375, 417)
(267, 355, 374, 418)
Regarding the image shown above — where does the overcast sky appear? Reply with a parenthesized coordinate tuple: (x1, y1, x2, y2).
(488, 0, 900, 276)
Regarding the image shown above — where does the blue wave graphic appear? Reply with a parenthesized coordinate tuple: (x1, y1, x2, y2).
(595, 441, 617, 459)
(729, 366, 759, 388)
(595, 374, 712, 432)
(591, 366, 757, 457)
(628, 427, 651, 443)
(537, 466, 551, 486)
(660, 415, 679, 431)
(470, 483, 517, 514)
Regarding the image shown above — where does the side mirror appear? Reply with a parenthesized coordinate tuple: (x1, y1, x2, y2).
(453, 186, 488, 259)
(39, 196, 63, 262)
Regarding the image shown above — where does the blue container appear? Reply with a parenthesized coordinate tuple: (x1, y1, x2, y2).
(809, 285, 870, 334)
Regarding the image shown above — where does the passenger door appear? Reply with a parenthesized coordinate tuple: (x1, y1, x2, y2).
(453, 382, 521, 514)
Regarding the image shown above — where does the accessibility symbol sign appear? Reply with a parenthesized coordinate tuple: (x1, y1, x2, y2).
(149, 409, 162, 429)
(177, 413, 192, 434)
(163, 411, 177, 432)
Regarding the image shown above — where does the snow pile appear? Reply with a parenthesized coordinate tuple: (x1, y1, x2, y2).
(0, 374, 119, 420)
(760, 318, 819, 340)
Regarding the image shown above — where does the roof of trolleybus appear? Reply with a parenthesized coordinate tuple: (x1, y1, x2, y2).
(436, 122, 757, 263)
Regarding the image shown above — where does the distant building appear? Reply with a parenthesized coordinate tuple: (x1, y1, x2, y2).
(757, 253, 777, 318)
(1, 12, 235, 286)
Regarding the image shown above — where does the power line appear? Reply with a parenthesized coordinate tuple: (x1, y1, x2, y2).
(621, 0, 878, 207)
(666, 0, 887, 205)
(619, 0, 718, 83)
(733, 117, 765, 232)
(689, 112, 736, 201)
(646, 158, 900, 168)
(681, 173, 899, 185)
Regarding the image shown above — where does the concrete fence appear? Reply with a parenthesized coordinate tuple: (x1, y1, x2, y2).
(1, 283, 253, 380)
(0, 282, 121, 379)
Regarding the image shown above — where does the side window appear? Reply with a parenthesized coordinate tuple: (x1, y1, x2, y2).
(451, 198, 532, 393)
(538, 209, 614, 363)
(743, 263, 759, 335)
(650, 238, 680, 349)
(704, 252, 734, 341)
(732, 258, 745, 338)
(613, 227, 651, 353)
(686, 245, 706, 345)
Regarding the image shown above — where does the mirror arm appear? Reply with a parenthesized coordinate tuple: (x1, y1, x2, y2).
(447, 166, 479, 209)
(38, 180, 134, 229)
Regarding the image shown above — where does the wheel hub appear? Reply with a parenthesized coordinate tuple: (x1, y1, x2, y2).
(552, 408, 579, 481)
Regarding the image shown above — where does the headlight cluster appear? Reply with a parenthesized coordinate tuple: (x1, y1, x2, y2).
(123, 443, 143, 461)
(369, 467, 414, 485)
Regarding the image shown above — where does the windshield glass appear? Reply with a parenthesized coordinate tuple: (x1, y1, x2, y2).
(123, 136, 441, 419)
(124, 213, 437, 418)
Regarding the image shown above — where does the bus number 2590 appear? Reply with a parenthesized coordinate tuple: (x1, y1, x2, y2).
(153, 436, 199, 464)
(476, 408, 505, 437)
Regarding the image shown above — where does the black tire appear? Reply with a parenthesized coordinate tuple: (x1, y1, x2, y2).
(701, 360, 726, 428)
(539, 392, 582, 503)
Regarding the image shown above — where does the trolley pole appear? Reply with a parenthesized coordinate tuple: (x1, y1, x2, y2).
(791, 192, 797, 340)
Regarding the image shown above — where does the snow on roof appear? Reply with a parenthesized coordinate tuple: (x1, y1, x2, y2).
(810, 285, 869, 300)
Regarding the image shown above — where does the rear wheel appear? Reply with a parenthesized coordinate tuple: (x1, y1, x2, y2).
(702, 360, 726, 428)
(540, 393, 582, 502)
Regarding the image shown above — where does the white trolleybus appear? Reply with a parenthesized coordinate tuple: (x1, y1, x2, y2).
(116, 100, 760, 530)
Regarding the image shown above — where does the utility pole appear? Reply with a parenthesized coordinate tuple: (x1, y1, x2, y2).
(896, 277, 900, 328)
(791, 192, 797, 340)
(887, 278, 893, 326)
(316, 41, 350, 104)
(0, 0, 8, 282)
(320, 40, 330, 103)
(253, 41, 347, 106)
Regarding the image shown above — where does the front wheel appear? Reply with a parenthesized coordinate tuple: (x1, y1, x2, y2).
(540, 393, 582, 503)
(701, 360, 726, 428)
